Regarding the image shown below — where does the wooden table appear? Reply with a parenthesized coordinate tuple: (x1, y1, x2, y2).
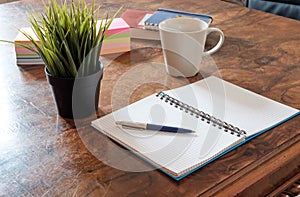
(0, 0, 299, 196)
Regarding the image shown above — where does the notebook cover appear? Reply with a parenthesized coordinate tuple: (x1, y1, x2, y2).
(144, 8, 213, 30)
(120, 9, 160, 40)
(105, 18, 130, 35)
(120, 9, 154, 28)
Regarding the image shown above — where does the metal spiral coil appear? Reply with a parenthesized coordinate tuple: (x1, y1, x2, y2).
(156, 92, 247, 137)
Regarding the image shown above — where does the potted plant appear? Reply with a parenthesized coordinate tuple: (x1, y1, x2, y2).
(19, 0, 119, 118)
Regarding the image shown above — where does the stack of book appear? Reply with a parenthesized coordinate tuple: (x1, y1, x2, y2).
(121, 8, 213, 40)
(14, 27, 43, 66)
(99, 17, 130, 55)
(14, 18, 131, 66)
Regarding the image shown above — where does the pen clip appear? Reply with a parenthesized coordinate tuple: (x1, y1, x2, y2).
(120, 125, 144, 131)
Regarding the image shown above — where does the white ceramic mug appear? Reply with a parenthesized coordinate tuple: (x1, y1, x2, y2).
(159, 18, 224, 77)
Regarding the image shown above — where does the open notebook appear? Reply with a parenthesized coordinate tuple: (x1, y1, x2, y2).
(91, 76, 299, 180)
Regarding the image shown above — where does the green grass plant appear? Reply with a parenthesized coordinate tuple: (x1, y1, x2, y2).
(20, 0, 119, 77)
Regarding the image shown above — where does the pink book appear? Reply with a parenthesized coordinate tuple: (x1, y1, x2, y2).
(100, 18, 131, 55)
(106, 18, 130, 35)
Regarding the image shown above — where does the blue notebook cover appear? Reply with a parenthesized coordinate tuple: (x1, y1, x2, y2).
(144, 8, 213, 30)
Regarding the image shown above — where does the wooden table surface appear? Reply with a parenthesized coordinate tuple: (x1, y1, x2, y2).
(0, 0, 299, 196)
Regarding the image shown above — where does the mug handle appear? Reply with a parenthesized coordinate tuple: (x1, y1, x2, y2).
(205, 28, 225, 55)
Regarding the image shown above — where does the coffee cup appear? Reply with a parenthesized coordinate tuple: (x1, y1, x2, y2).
(159, 17, 224, 77)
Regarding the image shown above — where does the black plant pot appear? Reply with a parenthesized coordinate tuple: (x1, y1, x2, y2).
(45, 62, 103, 119)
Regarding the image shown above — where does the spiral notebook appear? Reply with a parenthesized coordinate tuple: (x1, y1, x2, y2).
(91, 76, 299, 180)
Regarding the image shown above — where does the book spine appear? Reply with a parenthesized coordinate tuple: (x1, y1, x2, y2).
(143, 25, 159, 31)
(156, 92, 247, 137)
(157, 8, 213, 20)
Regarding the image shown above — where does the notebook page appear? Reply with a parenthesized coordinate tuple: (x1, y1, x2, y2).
(91, 93, 244, 177)
(166, 76, 299, 138)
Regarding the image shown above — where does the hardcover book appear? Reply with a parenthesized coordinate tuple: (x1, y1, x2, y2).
(144, 8, 213, 31)
(120, 9, 160, 40)
(99, 17, 131, 55)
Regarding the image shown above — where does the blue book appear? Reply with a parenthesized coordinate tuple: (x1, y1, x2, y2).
(144, 8, 213, 31)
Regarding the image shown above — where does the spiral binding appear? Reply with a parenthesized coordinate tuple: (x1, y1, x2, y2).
(156, 92, 247, 137)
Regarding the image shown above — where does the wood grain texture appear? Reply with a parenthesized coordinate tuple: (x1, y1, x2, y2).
(0, 0, 299, 196)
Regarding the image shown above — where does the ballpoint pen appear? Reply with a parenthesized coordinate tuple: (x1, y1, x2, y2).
(115, 121, 195, 133)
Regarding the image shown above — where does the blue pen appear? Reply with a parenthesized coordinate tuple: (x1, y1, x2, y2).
(115, 121, 195, 133)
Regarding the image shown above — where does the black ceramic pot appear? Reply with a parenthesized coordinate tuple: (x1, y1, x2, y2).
(45, 62, 103, 119)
